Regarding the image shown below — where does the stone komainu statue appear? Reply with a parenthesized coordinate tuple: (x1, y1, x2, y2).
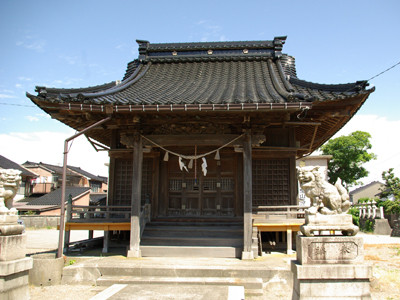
(297, 166, 350, 215)
(0, 169, 22, 213)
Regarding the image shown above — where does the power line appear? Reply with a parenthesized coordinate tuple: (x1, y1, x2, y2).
(0, 102, 36, 108)
(367, 60, 400, 82)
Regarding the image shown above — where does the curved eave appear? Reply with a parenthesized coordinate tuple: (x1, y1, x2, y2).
(295, 89, 374, 157)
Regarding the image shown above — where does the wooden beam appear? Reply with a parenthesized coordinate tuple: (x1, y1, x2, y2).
(308, 124, 319, 153)
(142, 134, 244, 147)
(64, 222, 131, 231)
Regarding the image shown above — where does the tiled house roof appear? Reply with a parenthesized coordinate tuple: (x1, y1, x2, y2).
(0, 155, 37, 177)
(67, 166, 105, 182)
(23, 161, 78, 177)
(25, 186, 90, 206)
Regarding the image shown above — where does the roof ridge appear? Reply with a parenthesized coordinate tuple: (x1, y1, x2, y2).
(139, 37, 287, 51)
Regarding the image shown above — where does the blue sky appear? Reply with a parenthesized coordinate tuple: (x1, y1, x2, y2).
(1, 0, 399, 183)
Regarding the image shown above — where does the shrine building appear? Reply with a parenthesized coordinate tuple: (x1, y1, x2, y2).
(27, 37, 374, 258)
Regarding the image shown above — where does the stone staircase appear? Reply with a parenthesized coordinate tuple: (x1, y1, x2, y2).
(94, 261, 265, 297)
(140, 219, 244, 258)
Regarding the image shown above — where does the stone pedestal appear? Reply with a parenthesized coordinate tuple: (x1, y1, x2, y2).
(301, 213, 359, 237)
(0, 212, 32, 299)
(0, 257, 32, 299)
(292, 235, 371, 299)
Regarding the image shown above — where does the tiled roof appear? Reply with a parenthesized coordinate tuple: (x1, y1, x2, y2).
(23, 161, 101, 179)
(27, 37, 373, 106)
(25, 186, 90, 206)
(25, 37, 375, 156)
(67, 165, 105, 182)
(0, 155, 37, 177)
(90, 193, 107, 205)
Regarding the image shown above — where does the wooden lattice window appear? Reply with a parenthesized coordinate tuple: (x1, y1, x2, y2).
(252, 158, 290, 206)
(113, 158, 153, 206)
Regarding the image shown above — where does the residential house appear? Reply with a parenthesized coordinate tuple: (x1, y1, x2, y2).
(0, 155, 37, 200)
(22, 161, 107, 194)
(350, 181, 385, 204)
(17, 187, 91, 215)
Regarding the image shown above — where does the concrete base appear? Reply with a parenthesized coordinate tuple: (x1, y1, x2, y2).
(0, 233, 26, 261)
(293, 235, 371, 299)
(29, 253, 64, 286)
(127, 248, 142, 258)
(241, 251, 254, 260)
(0, 257, 32, 300)
(373, 219, 392, 235)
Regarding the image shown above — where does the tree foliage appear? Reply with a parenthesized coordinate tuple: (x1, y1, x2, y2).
(380, 168, 400, 200)
(320, 131, 376, 187)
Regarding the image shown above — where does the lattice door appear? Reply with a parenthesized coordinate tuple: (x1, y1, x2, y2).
(113, 158, 153, 206)
(252, 159, 290, 206)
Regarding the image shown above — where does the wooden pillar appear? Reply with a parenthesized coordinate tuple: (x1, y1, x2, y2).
(242, 132, 254, 260)
(127, 133, 143, 257)
(102, 231, 109, 253)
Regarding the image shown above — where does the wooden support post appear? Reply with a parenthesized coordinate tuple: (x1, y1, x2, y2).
(242, 132, 254, 260)
(102, 231, 109, 253)
(64, 195, 72, 250)
(88, 230, 94, 240)
(127, 133, 143, 258)
(287, 228, 293, 254)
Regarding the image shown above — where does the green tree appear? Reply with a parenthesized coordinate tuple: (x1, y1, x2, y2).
(320, 131, 376, 188)
(380, 168, 400, 200)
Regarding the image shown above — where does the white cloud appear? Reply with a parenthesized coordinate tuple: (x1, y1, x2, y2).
(18, 77, 32, 82)
(0, 94, 16, 99)
(15, 84, 23, 89)
(25, 116, 40, 122)
(59, 55, 78, 65)
(327, 114, 400, 185)
(0, 131, 109, 177)
(195, 20, 226, 42)
(16, 38, 46, 52)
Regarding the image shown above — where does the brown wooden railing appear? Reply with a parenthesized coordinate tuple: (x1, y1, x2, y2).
(67, 204, 131, 221)
(65, 202, 151, 236)
(253, 205, 308, 221)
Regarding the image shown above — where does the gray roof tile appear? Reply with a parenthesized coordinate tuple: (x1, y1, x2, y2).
(28, 37, 373, 107)
(26, 187, 90, 206)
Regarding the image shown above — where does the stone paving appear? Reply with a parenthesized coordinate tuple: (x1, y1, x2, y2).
(25, 229, 400, 299)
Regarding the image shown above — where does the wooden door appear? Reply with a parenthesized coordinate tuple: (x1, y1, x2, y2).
(166, 152, 237, 217)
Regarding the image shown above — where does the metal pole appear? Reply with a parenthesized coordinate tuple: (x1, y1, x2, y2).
(57, 116, 111, 258)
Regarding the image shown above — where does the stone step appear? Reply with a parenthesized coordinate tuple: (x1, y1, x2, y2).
(91, 284, 240, 300)
(144, 225, 242, 235)
(140, 245, 242, 258)
(96, 275, 264, 296)
(149, 221, 243, 227)
(141, 235, 242, 246)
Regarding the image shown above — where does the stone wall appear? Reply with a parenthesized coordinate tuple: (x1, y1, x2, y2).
(19, 215, 60, 228)
(387, 214, 400, 228)
(391, 218, 400, 237)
